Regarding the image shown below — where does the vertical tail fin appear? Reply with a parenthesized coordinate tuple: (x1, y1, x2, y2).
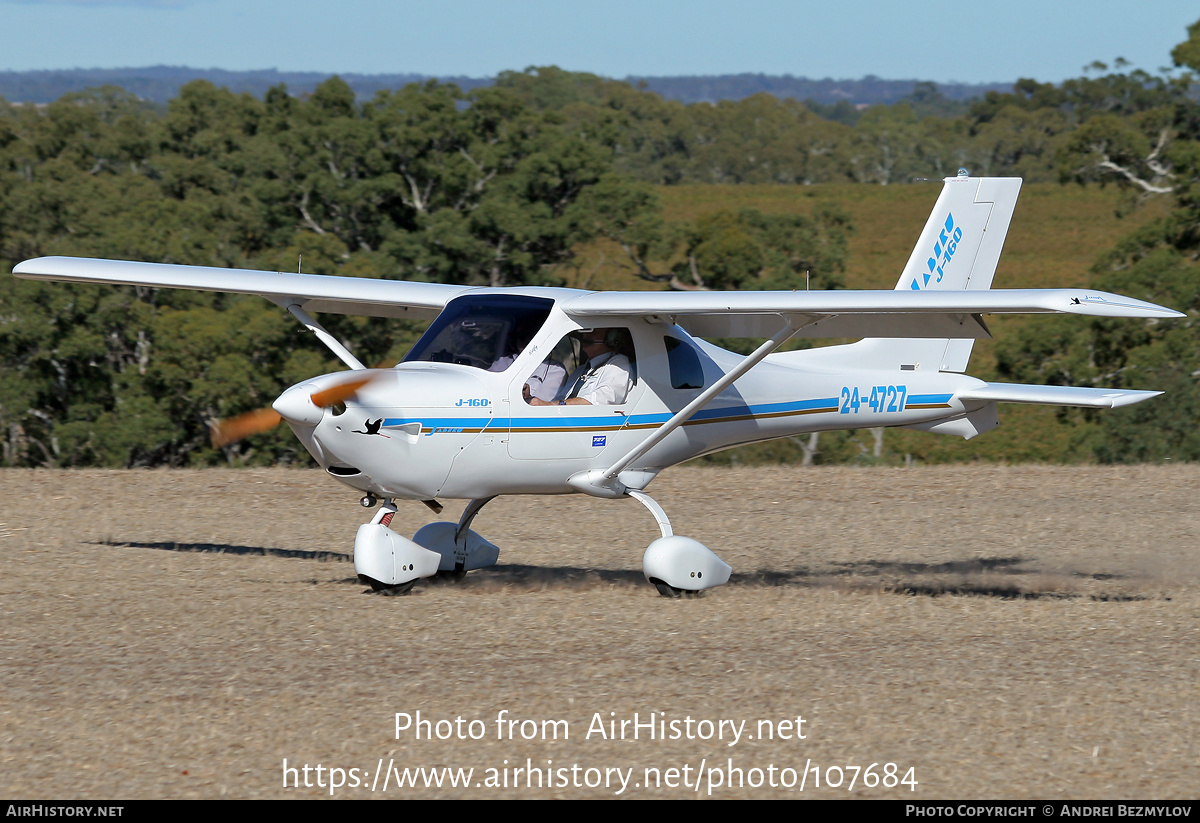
(854, 175, 1022, 372)
(897, 175, 1022, 294)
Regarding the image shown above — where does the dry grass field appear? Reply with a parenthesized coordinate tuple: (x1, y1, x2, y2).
(2, 465, 1197, 799)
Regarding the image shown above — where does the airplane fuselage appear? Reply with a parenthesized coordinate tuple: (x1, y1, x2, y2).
(291, 304, 986, 501)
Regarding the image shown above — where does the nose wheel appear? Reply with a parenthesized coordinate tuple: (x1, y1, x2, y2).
(354, 500, 443, 592)
(360, 575, 416, 595)
(354, 497, 502, 595)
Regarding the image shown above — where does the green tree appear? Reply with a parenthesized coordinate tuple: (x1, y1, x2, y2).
(0, 75, 650, 466)
(994, 19, 1200, 462)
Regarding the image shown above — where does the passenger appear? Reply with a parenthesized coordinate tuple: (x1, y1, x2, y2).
(530, 329, 633, 406)
(489, 328, 567, 402)
(520, 358, 568, 403)
(487, 324, 535, 373)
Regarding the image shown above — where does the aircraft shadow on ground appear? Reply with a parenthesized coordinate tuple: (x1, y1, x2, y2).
(91, 539, 351, 563)
(92, 541, 1143, 601)
(811, 555, 1140, 601)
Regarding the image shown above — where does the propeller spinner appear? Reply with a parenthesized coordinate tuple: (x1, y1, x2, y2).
(210, 372, 382, 448)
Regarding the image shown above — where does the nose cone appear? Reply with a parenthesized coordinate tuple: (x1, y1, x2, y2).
(272, 383, 324, 426)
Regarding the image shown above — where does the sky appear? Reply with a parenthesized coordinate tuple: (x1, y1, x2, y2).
(1, 0, 1197, 85)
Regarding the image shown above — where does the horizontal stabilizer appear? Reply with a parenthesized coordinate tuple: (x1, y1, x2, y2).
(958, 383, 1162, 409)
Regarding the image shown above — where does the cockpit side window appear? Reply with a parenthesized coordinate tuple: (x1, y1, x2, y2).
(402, 295, 554, 371)
(664, 336, 705, 389)
(525, 327, 637, 405)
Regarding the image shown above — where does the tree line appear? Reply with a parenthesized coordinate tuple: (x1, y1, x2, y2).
(1, 19, 1197, 468)
(0, 75, 848, 467)
(0, 66, 1009, 109)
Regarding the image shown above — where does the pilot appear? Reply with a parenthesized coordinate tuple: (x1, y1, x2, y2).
(530, 328, 633, 406)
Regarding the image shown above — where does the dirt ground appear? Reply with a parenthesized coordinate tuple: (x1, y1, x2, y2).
(1, 464, 1197, 799)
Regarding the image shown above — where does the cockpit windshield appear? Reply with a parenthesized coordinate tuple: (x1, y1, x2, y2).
(402, 295, 554, 371)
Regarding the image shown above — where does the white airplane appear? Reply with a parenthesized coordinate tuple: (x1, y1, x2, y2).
(13, 174, 1183, 597)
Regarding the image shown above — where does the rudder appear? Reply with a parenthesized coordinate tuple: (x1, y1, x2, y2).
(857, 174, 1022, 373)
(898, 174, 1022, 293)
(774, 175, 1023, 374)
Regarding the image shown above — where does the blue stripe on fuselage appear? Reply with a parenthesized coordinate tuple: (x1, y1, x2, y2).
(625, 397, 839, 427)
(904, 393, 953, 407)
(381, 417, 493, 429)
(380, 396, 843, 433)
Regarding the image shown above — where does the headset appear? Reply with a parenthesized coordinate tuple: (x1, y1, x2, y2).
(576, 328, 625, 349)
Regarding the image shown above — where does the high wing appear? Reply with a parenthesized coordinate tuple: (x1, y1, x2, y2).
(12, 257, 1183, 338)
(11, 256, 471, 320)
(561, 288, 1183, 338)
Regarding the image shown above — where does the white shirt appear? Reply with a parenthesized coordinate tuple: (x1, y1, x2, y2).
(491, 354, 567, 402)
(525, 359, 567, 402)
(572, 352, 634, 405)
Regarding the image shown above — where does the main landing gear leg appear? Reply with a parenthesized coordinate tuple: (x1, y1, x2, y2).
(412, 496, 500, 579)
(627, 490, 732, 598)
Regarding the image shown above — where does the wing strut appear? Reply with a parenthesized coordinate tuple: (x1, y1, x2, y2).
(283, 303, 366, 371)
(601, 318, 802, 484)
